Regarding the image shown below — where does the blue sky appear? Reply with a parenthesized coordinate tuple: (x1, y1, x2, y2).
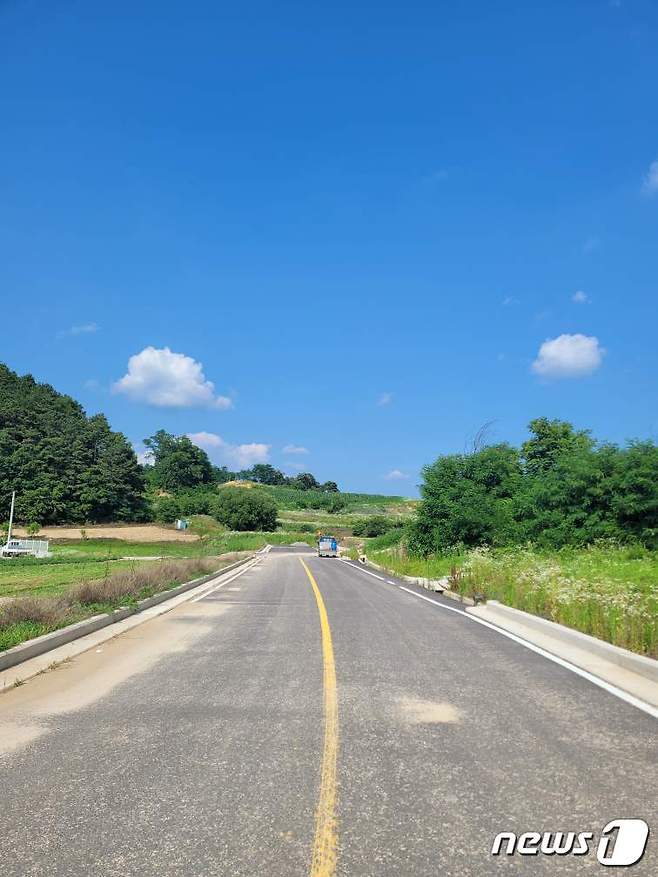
(1, 0, 657, 494)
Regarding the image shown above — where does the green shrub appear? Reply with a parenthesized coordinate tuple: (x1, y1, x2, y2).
(408, 444, 522, 554)
(153, 496, 182, 524)
(352, 516, 397, 537)
(367, 528, 405, 551)
(211, 489, 278, 531)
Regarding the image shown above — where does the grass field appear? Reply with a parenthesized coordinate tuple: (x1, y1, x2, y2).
(0, 558, 153, 600)
(261, 484, 415, 516)
(0, 531, 314, 605)
(367, 541, 658, 657)
(0, 555, 235, 653)
(0, 529, 317, 653)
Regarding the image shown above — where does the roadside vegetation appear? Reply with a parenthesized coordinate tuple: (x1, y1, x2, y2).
(0, 556, 234, 653)
(358, 418, 658, 658)
(366, 542, 658, 658)
(0, 529, 315, 600)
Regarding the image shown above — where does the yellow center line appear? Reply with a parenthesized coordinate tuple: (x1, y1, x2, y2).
(300, 557, 339, 877)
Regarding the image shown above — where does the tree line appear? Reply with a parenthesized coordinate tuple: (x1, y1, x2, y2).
(143, 430, 338, 493)
(0, 365, 338, 525)
(0, 364, 146, 525)
(409, 418, 658, 554)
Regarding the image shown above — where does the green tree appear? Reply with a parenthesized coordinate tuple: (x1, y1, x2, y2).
(352, 516, 394, 537)
(408, 444, 522, 554)
(609, 441, 658, 546)
(0, 363, 145, 524)
(79, 416, 147, 521)
(154, 496, 182, 524)
(292, 472, 319, 491)
(213, 466, 237, 484)
(514, 444, 620, 547)
(143, 430, 213, 490)
(249, 464, 287, 485)
(211, 489, 278, 531)
(521, 418, 593, 475)
(326, 495, 347, 513)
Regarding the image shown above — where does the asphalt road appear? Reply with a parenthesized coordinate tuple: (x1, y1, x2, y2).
(1, 547, 656, 876)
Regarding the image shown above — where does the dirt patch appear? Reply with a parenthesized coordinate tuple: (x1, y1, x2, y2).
(398, 696, 462, 724)
(12, 525, 200, 543)
(0, 721, 47, 757)
(0, 600, 230, 754)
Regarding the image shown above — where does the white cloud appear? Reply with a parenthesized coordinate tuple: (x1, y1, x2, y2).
(532, 334, 605, 378)
(572, 290, 589, 304)
(132, 444, 153, 466)
(377, 392, 393, 407)
(187, 432, 270, 468)
(502, 296, 519, 306)
(113, 347, 232, 409)
(385, 469, 409, 480)
(228, 442, 270, 468)
(283, 444, 309, 455)
(423, 168, 449, 184)
(187, 431, 223, 448)
(642, 159, 658, 196)
(58, 322, 99, 338)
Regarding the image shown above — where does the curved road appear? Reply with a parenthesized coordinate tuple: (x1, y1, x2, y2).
(1, 546, 656, 875)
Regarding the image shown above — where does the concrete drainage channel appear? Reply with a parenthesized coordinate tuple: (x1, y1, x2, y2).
(0, 551, 264, 688)
(359, 554, 658, 715)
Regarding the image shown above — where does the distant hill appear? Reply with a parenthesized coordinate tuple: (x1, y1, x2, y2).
(0, 363, 146, 524)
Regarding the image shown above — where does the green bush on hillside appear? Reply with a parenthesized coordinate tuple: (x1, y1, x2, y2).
(409, 419, 658, 554)
(211, 489, 278, 531)
(352, 516, 400, 537)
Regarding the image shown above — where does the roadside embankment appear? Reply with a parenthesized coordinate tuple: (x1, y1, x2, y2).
(0, 553, 251, 657)
(467, 600, 658, 710)
(366, 544, 658, 658)
(358, 552, 658, 711)
(0, 552, 260, 685)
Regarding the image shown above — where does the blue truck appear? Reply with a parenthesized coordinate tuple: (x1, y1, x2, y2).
(317, 535, 338, 557)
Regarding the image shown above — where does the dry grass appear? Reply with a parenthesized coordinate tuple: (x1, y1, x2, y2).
(0, 555, 236, 632)
(68, 557, 220, 605)
(0, 595, 70, 627)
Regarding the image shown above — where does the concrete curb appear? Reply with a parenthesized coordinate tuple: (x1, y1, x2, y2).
(361, 554, 449, 593)
(0, 554, 256, 674)
(468, 600, 658, 707)
(469, 600, 658, 684)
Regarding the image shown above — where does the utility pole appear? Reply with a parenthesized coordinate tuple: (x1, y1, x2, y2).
(6, 490, 16, 544)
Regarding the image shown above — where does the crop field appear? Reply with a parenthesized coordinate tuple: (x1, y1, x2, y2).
(12, 524, 199, 542)
(261, 484, 414, 515)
